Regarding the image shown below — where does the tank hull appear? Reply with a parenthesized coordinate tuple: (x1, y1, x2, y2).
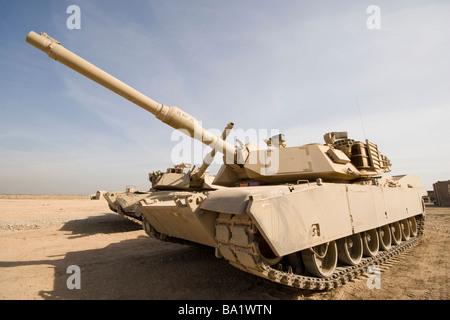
(246, 182, 425, 256)
(104, 191, 151, 220)
(138, 176, 425, 251)
(138, 192, 218, 247)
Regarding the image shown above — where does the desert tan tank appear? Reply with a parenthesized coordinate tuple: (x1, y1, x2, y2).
(104, 121, 234, 223)
(104, 161, 226, 222)
(26, 31, 426, 290)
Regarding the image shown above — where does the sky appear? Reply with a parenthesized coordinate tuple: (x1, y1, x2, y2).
(0, 0, 449, 194)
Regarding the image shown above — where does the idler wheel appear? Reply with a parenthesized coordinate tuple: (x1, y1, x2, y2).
(362, 229, 379, 257)
(409, 216, 418, 237)
(400, 219, 411, 241)
(390, 221, 402, 245)
(302, 241, 338, 278)
(378, 224, 392, 251)
(337, 234, 363, 266)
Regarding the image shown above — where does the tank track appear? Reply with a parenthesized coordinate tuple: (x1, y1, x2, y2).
(117, 206, 142, 225)
(215, 213, 425, 290)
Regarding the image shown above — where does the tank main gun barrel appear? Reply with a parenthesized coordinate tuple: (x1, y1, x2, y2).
(25, 31, 236, 161)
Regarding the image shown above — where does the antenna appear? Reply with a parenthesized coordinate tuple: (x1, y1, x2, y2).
(356, 98, 367, 140)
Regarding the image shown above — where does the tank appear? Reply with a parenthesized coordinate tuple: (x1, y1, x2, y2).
(26, 31, 427, 290)
(105, 121, 234, 223)
(104, 162, 224, 223)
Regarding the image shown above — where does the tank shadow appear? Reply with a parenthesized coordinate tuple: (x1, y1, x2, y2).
(35, 236, 310, 299)
(2, 216, 317, 300)
(59, 213, 141, 238)
(24, 225, 311, 300)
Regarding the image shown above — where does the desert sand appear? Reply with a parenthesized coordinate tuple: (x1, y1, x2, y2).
(0, 197, 448, 300)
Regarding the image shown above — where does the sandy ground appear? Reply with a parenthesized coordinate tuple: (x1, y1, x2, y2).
(0, 198, 448, 300)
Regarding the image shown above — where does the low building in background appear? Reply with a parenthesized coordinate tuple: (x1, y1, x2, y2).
(433, 180, 450, 207)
